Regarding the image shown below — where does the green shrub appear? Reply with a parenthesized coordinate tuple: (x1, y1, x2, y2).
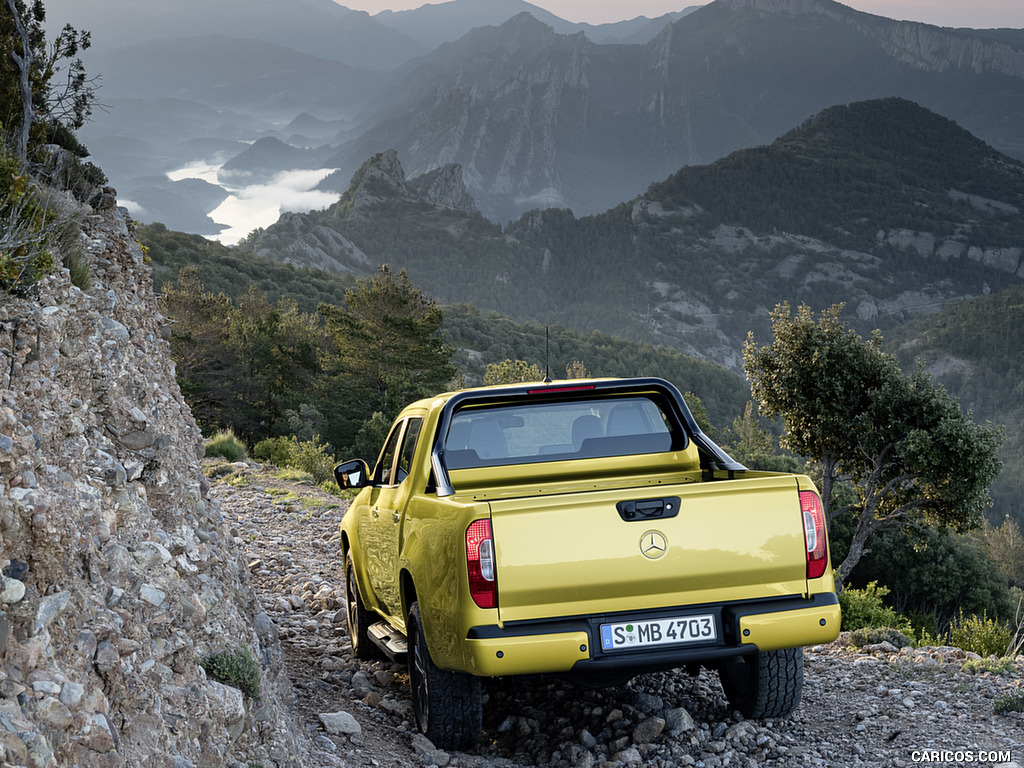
(45, 121, 91, 159)
(947, 611, 1013, 658)
(843, 626, 913, 649)
(0, 148, 56, 294)
(201, 646, 261, 699)
(204, 429, 247, 462)
(903, 609, 938, 644)
(321, 478, 356, 500)
(253, 436, 294, 467)
(289, 435, 336, 484)
(35, 188, 92, 291)
(55, 212, 91, 290)
(838, 581, 912, 634)
(253, 434, 335, 484)
(204, 462, 242, 480)
(963, 657, 1016, 675)
(995, 690, 1024, 715)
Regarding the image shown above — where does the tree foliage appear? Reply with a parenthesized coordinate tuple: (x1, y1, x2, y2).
(1, 0, 96, 159)
(744, 302, 1005, 584)
(484, 359, 543, 385)
(319, 265, 455, 443)
(160, 266, 324, 443)
(0, 143, 53, 291)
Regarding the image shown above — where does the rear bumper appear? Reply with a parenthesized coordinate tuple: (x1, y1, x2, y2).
(464, 592, 840, 679)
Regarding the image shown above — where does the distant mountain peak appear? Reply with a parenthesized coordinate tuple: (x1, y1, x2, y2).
(495, 11, 562, 40)
(409, 164, 478, 213)
(714, 0, 847, 15)
(343, 150, 410, 212)
(335, 149, 476, 215)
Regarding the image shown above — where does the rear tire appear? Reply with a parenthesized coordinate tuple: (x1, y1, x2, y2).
(407, 601, 482, 749)
(719, 646, 804, 719)
(345, 551, 381, 660)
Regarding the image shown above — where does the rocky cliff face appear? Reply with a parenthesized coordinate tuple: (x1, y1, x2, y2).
(408, 163, 478, 213)
(0, 196, 307, 767)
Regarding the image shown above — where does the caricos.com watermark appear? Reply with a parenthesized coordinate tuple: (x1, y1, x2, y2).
(910, 750, 1014, 764)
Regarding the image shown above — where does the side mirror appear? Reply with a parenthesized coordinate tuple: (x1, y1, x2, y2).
(334, 459, 370, 490)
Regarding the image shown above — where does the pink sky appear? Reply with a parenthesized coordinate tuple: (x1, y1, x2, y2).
(348, 1, 1024, 28)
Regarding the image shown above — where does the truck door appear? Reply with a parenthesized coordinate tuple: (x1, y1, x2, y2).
(368, 416, 423, 620)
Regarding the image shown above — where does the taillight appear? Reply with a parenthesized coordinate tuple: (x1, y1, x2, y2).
(466, 519, 497, 608)
(800, 491, 828, 579)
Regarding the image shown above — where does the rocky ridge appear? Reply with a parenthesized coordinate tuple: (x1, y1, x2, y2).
(0, 198, 316, 767)
(217, 461, 1024, 768)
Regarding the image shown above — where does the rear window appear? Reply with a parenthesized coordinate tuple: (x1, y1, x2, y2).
(444, 395, 685, 469)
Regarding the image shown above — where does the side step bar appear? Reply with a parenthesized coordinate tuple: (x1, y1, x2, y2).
(368, 621, 408, 661)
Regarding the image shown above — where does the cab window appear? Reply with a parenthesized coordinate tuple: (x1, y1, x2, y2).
(375, 423, 404, 485)
(396, 418, 423, 484)
(374, 417, 424, 486)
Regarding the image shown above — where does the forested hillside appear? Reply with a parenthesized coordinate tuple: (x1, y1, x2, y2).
(889, 285, 1024, 529)
(649, 99, 1024, 251)
(248, 99, 1024, 372)
(142, 232, 749, 453)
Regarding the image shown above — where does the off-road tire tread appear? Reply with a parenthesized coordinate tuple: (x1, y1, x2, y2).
(720, 646, 804, 719)
(408, 602, 482, 750)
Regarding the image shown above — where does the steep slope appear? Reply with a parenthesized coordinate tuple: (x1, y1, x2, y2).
(0, 196, 318, 764)
(251, 99, 1024, 370)
(330, 0, 1024, 221)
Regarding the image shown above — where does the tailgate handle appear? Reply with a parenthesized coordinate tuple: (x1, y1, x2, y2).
(617, 497, 680, 521)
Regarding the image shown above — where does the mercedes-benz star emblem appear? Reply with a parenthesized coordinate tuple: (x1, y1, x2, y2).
(640, 531, 668, 559)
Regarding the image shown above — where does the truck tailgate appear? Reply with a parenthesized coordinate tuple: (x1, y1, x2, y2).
(489, 474, 808, 624)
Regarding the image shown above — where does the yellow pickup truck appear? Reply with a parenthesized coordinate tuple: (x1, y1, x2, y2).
(336, 377, 839, 749)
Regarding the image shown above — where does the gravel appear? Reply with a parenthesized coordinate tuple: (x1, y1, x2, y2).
(213, 462, 1024, 768)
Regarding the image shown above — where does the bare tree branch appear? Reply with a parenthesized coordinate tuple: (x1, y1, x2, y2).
(5, 0, 35, 162)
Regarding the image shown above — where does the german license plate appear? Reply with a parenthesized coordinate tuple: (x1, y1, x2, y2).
(600, 614, 717, 651)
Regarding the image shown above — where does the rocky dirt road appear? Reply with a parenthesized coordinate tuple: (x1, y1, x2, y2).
(211, 462, 1023, 768)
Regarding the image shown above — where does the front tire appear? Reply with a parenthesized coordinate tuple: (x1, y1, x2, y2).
(407, 601, 482, 749)
(718, 646, 804, 719)
(345, 551, 381, 660)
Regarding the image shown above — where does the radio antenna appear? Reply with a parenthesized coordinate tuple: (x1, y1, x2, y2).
(543, 326, 552, 383)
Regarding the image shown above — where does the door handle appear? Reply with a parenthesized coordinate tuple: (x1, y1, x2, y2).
(372, 508, 379, 519)
(392, 512, 400, 523)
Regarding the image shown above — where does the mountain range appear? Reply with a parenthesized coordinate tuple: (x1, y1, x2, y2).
(53, 0, 1024, 233)
(242, 97, 1024, 370)
(331, 1, 1024, 221)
